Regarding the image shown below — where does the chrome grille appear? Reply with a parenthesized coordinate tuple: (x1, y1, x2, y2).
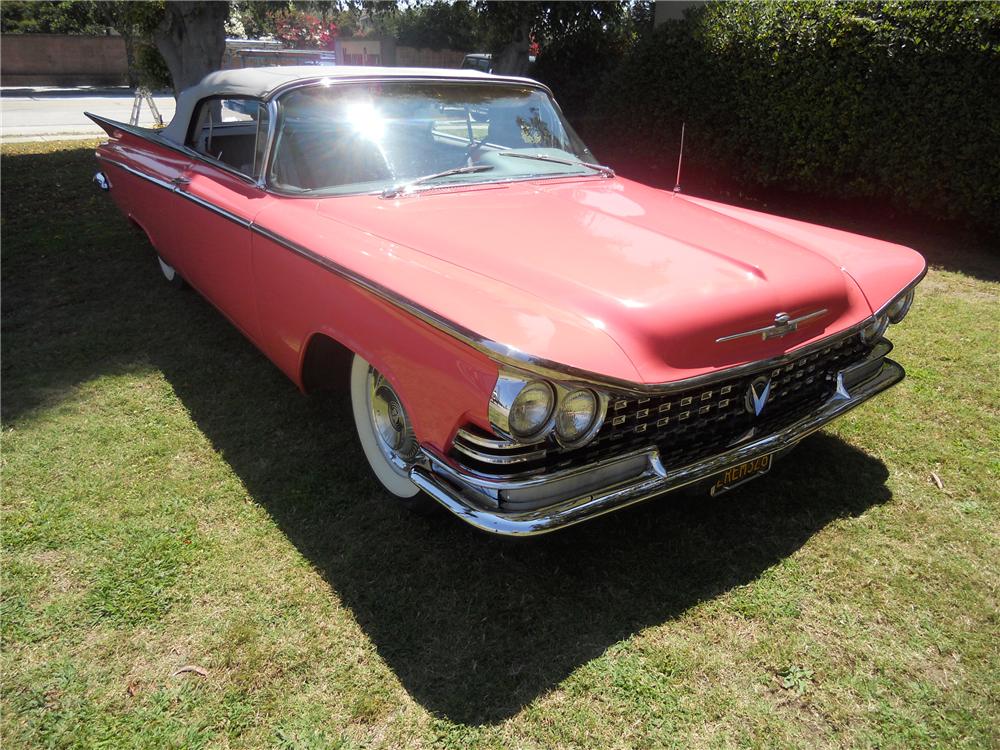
(450, 333, 873, 476)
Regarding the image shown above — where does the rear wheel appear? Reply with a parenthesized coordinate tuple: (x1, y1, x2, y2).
(157, 255, 186, 289)
(350, 355, 437, 515)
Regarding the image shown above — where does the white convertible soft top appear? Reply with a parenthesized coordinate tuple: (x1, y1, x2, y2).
(160, 65, 539, 144)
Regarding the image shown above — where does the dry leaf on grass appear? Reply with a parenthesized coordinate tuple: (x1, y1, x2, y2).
(171, 664, 208, 678)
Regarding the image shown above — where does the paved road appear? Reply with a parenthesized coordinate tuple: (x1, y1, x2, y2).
(0, 87, 176, 142)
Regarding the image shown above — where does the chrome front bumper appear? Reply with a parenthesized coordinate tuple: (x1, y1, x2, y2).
(410, 356, 905, 536)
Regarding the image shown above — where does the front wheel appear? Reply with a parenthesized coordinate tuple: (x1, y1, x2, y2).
(350, 355, 437, 515)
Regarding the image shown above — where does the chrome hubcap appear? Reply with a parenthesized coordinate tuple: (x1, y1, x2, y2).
(368, 369, 417, 469)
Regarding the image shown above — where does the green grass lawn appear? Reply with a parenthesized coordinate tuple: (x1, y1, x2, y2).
(2, 140, 998, 749)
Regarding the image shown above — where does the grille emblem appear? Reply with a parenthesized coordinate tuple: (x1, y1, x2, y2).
(745, 376, 772, 416)
(717, 309, 828, 343)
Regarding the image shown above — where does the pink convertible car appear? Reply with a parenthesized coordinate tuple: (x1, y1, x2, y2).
(89, 67, 925, 535)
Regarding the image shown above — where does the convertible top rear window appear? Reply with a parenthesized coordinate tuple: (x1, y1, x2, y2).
(268, 81, 595, 195)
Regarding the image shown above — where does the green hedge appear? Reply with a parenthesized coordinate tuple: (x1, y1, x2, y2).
(587, 1, 1000, 232)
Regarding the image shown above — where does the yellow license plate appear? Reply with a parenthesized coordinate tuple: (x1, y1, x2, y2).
(710, 453, 772, 496)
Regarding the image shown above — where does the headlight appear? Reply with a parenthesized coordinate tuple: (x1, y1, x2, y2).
(886, 289, 914, 324)
(556, 389, 599, 443)
(860, 314, 889, 343)
(508, 381, 555, 439)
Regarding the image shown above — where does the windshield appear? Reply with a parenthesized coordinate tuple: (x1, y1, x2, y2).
(268, 81, 598, 195)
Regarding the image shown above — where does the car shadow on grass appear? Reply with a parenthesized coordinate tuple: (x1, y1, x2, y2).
(2, 145, 893, 726)
(164, 355, 892, 726)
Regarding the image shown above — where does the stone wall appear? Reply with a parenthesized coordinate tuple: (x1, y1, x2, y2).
(1, 34, 128, 87)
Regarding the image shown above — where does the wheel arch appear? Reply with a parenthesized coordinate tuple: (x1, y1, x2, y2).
(298, 329, 411, 399)
(295, 315, 499, 454)
(299, 330, 355, 394)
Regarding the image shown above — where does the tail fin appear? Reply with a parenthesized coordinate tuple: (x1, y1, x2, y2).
(85, 112, 154, 140)
(85, 112, 125, 137)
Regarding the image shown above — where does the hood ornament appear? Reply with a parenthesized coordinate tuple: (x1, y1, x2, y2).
(716, 309, 828, 343)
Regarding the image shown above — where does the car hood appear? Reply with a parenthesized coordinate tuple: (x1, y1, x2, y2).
(310, 177, 924, 384)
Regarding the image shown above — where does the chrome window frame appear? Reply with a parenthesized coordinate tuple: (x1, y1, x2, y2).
(258, 75, 599, 199)
(182, 94, 274, 186)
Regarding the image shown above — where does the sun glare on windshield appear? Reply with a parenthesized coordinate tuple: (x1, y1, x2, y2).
(346, 101, 385, 142)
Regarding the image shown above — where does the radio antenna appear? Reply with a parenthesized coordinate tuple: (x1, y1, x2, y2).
(673, 122, 686, 193)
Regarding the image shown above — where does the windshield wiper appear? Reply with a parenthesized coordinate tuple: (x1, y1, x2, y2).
(380, 165, 494, 199)
(496, 152, 615, 178)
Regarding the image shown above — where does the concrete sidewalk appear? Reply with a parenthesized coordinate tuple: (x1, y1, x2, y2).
(0, 86, 176, 143)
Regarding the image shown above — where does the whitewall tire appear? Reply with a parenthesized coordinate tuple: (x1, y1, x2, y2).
(350, 355, 436, 513)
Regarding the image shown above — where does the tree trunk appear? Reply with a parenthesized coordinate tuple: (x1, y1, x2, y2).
(153, 2, 229, 97)
(121, 29, 139, 89)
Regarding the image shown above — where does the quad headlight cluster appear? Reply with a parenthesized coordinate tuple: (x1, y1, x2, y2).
(491, 372, 607, 447)
(860, 288, 916, 344)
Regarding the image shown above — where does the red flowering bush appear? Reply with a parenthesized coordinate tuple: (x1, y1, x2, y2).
(271, 10, 337, 50)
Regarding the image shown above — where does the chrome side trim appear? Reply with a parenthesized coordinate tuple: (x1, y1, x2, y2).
(411, 357, 906, 536)
(180, 189, 252, 228)
(96, 154, 252, 229)
(248, 223, 495, 344)
(96, 154, 176, 192)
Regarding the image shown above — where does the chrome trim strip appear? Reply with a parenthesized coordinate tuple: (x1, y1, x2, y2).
(872, 267, 928, 319)
(96, 153, 176, 192)
(411, 357, 905, 536)
(430, 443, 655, 490)
(484, 323, 872, 395)
(180, 190, 252, 228)
(259, 97, 279, 190)
(96, 154, 252, 229)
(453, 428, 531, 450)
(451, 442, 548, 465)
(262, 171, 606, 201)
(248, 223, 495, 344)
